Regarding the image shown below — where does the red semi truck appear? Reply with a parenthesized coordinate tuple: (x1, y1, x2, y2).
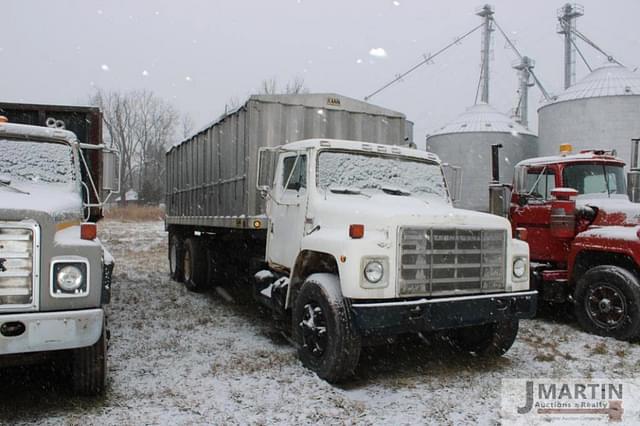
(490, 142, 640, 340)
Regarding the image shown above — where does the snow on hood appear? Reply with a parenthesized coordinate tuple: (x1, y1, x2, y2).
(579, 226, 640, 242)
(317, 192, 509, 229)
(577, 194, 640, 226)
(0, 182, 82, 222)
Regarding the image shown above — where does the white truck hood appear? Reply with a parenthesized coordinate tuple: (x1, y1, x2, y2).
(314, 193, 510, 230)
(0, 183, 83, 222)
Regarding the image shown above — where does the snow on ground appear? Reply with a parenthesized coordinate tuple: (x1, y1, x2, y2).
(1, 220, 639, 425)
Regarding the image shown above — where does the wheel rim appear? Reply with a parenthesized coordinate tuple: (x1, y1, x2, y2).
(299, 302, 328, 358)
(183, 248, 192, 282)
(585, 283, 627, 330)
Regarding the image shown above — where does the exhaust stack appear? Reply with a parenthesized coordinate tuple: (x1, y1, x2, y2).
(628, 138, 640, 202)
(489, 144, 509, 216)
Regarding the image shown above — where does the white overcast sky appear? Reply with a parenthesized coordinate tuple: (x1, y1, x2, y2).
(3, 0, 639, 147)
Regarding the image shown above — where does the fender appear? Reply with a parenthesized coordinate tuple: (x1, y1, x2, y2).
(568, 227, 640, 282)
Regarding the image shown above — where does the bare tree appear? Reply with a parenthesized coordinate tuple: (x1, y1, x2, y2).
(180, 113, 195, 139)
(89, 88, 179, 204)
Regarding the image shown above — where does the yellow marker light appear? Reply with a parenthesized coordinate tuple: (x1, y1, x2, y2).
(253, 220, 262, 229)
(559, 143, 573, 155)
(0, 116, 8, 123)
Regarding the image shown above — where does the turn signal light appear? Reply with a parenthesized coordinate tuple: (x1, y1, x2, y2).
(0, 116, 8, 123)
(349, 224, 365, 239)
(81, 223, 97, 240)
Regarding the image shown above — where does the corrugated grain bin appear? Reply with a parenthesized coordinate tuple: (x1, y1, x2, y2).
(426, 103, 538, 212)
(538, 63, 640, 163)
(165, 93, 412, 228)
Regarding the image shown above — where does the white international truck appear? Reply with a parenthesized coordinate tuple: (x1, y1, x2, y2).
(0, 104, 119, 395)
(165, 94, 536, 382)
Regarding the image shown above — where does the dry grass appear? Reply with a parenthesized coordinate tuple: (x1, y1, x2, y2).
(103, 205, 165, 221)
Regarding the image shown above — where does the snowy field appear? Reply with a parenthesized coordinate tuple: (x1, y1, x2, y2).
(1, 220, 639, 425)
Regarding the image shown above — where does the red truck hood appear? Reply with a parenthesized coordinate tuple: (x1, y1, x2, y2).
(578, 195, 640, 226)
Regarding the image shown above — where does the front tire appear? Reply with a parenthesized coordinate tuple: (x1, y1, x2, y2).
(449, 319, 519, 357)
(72, 325, 107, 396)
(574, 265, 640, 340)
(293, 275, 361, 383)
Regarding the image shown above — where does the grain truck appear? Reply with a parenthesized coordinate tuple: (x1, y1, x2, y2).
(166, 94, 536, 382)
(0, 105, 119, 395)
(490, 142, 640, 341)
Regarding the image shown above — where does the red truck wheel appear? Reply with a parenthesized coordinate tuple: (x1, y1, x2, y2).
(574, 266, 640, 340)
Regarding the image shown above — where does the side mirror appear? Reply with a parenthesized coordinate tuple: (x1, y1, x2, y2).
(442, 163, 463, 203)
(102, 149, 120, 194)
(257, 147, 279, 197)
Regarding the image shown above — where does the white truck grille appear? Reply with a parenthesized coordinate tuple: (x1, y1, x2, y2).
(398, 227, 506, 296)
(0, 224, 38, 310)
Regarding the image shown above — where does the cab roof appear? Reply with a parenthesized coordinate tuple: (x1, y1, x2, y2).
(0, 122, 78, 145)
(515, 150, 625, 168)
(282, 138, 441, 164)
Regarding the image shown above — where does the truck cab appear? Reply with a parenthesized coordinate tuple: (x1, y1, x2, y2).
(507, 144, 640, 340)
(0, 118, 119, 395)
(255, 139, 536, 381)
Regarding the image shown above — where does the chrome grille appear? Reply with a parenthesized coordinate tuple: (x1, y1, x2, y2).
(0, 223, 38, 310)
(399, 227, 506, 296)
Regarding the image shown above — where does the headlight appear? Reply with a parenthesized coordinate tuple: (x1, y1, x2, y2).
(57, 265, 83, 291)
(513, 257, 527, 279)
(364, 261, 384, 283)
(51, 260, 89, 297)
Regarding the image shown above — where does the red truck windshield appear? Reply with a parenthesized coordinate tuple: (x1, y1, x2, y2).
(563, 164, 626, 196)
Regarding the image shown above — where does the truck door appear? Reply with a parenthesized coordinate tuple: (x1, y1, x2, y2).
(510, 167, 565, 262)
(266, 152, 308, 269)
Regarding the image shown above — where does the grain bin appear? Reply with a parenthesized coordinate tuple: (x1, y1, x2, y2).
(426, 102, 538, 211)
(538, 63, 640, 163)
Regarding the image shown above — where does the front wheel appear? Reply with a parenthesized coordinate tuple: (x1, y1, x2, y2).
(292, 276, 361, 383)
(574, 265, 640, 340)
(72, 324, 107, 396)
(449, 319, 519, 357)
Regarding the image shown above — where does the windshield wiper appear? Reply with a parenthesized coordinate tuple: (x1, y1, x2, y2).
(381, 185, 411, 196)
(328, 186, 370, 197)
(0, 177, 29, 195)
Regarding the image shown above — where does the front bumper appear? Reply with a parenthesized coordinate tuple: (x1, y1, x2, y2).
(349, 290, 537, 336)
(0, 308, 104, 356)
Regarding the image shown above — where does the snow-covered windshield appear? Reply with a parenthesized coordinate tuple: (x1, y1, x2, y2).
(0, 139, 76, 185)
(563, 164, 626, 196)
(317, 150, 448, 200)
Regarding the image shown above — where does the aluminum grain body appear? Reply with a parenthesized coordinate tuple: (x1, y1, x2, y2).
(165, 94, 413, 226)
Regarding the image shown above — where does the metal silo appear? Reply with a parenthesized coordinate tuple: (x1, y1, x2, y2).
(538, 63, 640, 162)
(426, 103, 538, 211)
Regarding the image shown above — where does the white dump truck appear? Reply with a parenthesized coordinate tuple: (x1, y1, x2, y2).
(165, 94, 536, 382)
(0, 106, 119, 395)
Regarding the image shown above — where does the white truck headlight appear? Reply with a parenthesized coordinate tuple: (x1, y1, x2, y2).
(512, 257, 527, 279)
(51, 259, 89, 297)
(57, 265, 83, 291)
(364, 261, 384, 283)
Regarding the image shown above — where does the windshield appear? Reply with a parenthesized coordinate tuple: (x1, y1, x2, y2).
(317, 150, 448, 200)
(563, 163, 626, 196)
(0, 139, 77, 185)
